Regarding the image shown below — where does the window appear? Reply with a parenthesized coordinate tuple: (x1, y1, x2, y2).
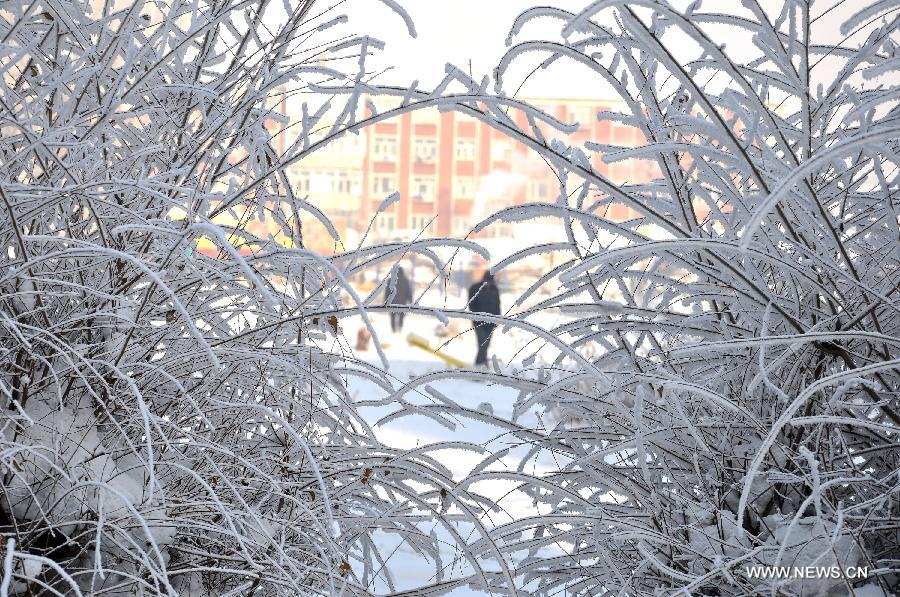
(302, 170, 359, 195)
(410, 215, 433, 232)
(296, 173, 310, 194)
(455, 139, 476, 161)
(373, 136, 398, 160)
(413, 138, 437, 163)
(530, 180, 551, 200)
(330, 171, 361, 195)
(452, 217, 469, 234)
(453, 176, 475, 198)
(335, 171, 349, 194)
(377, 214, 396, 231)
(371, 174, 396, 195)
(411, 176, 435, 201)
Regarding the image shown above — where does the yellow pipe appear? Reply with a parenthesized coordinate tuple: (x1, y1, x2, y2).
(406, 333, 468, 368)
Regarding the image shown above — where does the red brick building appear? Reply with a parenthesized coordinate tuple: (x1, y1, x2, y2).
(288, 97, 657, 252)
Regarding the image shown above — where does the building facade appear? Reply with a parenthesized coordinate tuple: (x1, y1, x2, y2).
(285, 97, 657, 252)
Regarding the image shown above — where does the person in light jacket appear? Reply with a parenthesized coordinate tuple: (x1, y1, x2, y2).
(467, 269, 501, 366)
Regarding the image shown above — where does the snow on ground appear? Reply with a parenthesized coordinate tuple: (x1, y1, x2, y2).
(332, 296, 568, 595)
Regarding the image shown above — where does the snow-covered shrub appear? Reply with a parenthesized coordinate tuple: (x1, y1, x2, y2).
(400, 1, 898, 594)
(3, 0, 898, 594)
(0, 1, 489, 594)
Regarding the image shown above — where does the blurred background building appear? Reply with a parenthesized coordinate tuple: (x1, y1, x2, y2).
(285, 97, 657, 254)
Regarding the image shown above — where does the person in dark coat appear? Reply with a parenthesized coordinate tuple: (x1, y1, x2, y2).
(467, 269, 501, 366)
(385, 266, 412, 333)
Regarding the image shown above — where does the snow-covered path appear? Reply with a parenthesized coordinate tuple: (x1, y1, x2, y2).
(337, 312, 562, 595)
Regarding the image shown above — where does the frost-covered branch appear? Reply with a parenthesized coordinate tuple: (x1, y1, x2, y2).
(0, 1, 492, 594)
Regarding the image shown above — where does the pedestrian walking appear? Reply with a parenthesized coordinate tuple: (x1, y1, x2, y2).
(385, 266, 412, 333)
(467, 268, 501, 366)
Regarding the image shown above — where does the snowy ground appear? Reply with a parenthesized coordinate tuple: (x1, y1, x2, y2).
(334, 301, 566, 595)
